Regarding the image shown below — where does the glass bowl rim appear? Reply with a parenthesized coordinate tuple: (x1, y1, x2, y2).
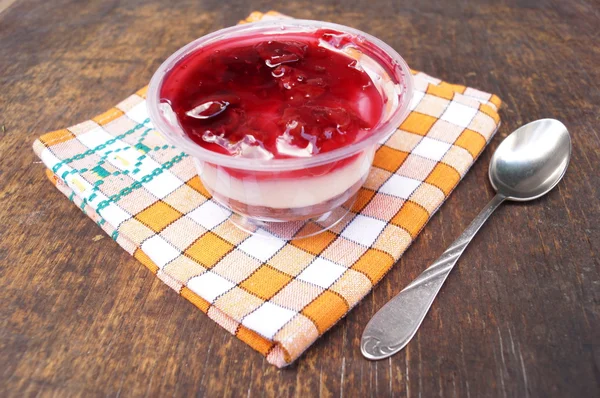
(146, 18, 414, 171)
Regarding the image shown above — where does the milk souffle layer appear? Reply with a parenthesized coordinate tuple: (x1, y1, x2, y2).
(158, 28, 402, 218)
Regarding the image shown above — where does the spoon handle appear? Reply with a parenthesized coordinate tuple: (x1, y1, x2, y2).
(361, 193, 506, 360)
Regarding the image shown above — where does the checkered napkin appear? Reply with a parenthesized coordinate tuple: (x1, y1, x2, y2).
(32, 11, 502, 367)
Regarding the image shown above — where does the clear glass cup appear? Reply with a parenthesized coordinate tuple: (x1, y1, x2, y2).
(147, 19, 414, 239)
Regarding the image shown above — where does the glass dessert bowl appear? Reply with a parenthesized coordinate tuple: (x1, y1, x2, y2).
(147, 19, 413, 238)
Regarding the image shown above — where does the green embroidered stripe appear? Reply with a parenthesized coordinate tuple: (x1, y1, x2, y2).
(51, 118, 150, 173)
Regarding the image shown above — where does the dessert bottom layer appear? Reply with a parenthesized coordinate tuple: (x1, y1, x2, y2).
(194, 151, 372, 211)
(213, 177, 365, 222)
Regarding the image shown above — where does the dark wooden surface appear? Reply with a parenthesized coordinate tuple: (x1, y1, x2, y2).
(1, 0, 599, 396)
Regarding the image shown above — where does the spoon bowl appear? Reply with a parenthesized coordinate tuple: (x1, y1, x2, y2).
(489, 119, 571, 201)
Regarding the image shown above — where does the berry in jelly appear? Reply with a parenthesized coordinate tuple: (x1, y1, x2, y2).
(160, 29, 384, 160)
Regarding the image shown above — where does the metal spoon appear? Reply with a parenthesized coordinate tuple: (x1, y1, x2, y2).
(361, 119, 572, 360)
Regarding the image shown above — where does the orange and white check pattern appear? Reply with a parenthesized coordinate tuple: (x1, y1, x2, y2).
(32, 11, 502, 367)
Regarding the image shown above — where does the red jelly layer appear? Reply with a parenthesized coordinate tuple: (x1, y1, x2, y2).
(160, 29, 384, 162)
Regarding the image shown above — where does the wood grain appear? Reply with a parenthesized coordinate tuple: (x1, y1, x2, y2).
(1, 0, 599, 396)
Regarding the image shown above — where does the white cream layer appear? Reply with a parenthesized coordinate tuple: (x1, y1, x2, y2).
(195, 152, 372, 209)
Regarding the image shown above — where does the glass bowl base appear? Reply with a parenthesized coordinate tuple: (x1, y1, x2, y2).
(228, 195, 357, 240)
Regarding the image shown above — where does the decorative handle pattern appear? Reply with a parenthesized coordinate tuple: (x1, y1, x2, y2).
(361, 194, 506, 360)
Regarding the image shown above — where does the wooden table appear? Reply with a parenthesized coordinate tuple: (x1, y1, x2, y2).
(1, 0, 598, 396)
